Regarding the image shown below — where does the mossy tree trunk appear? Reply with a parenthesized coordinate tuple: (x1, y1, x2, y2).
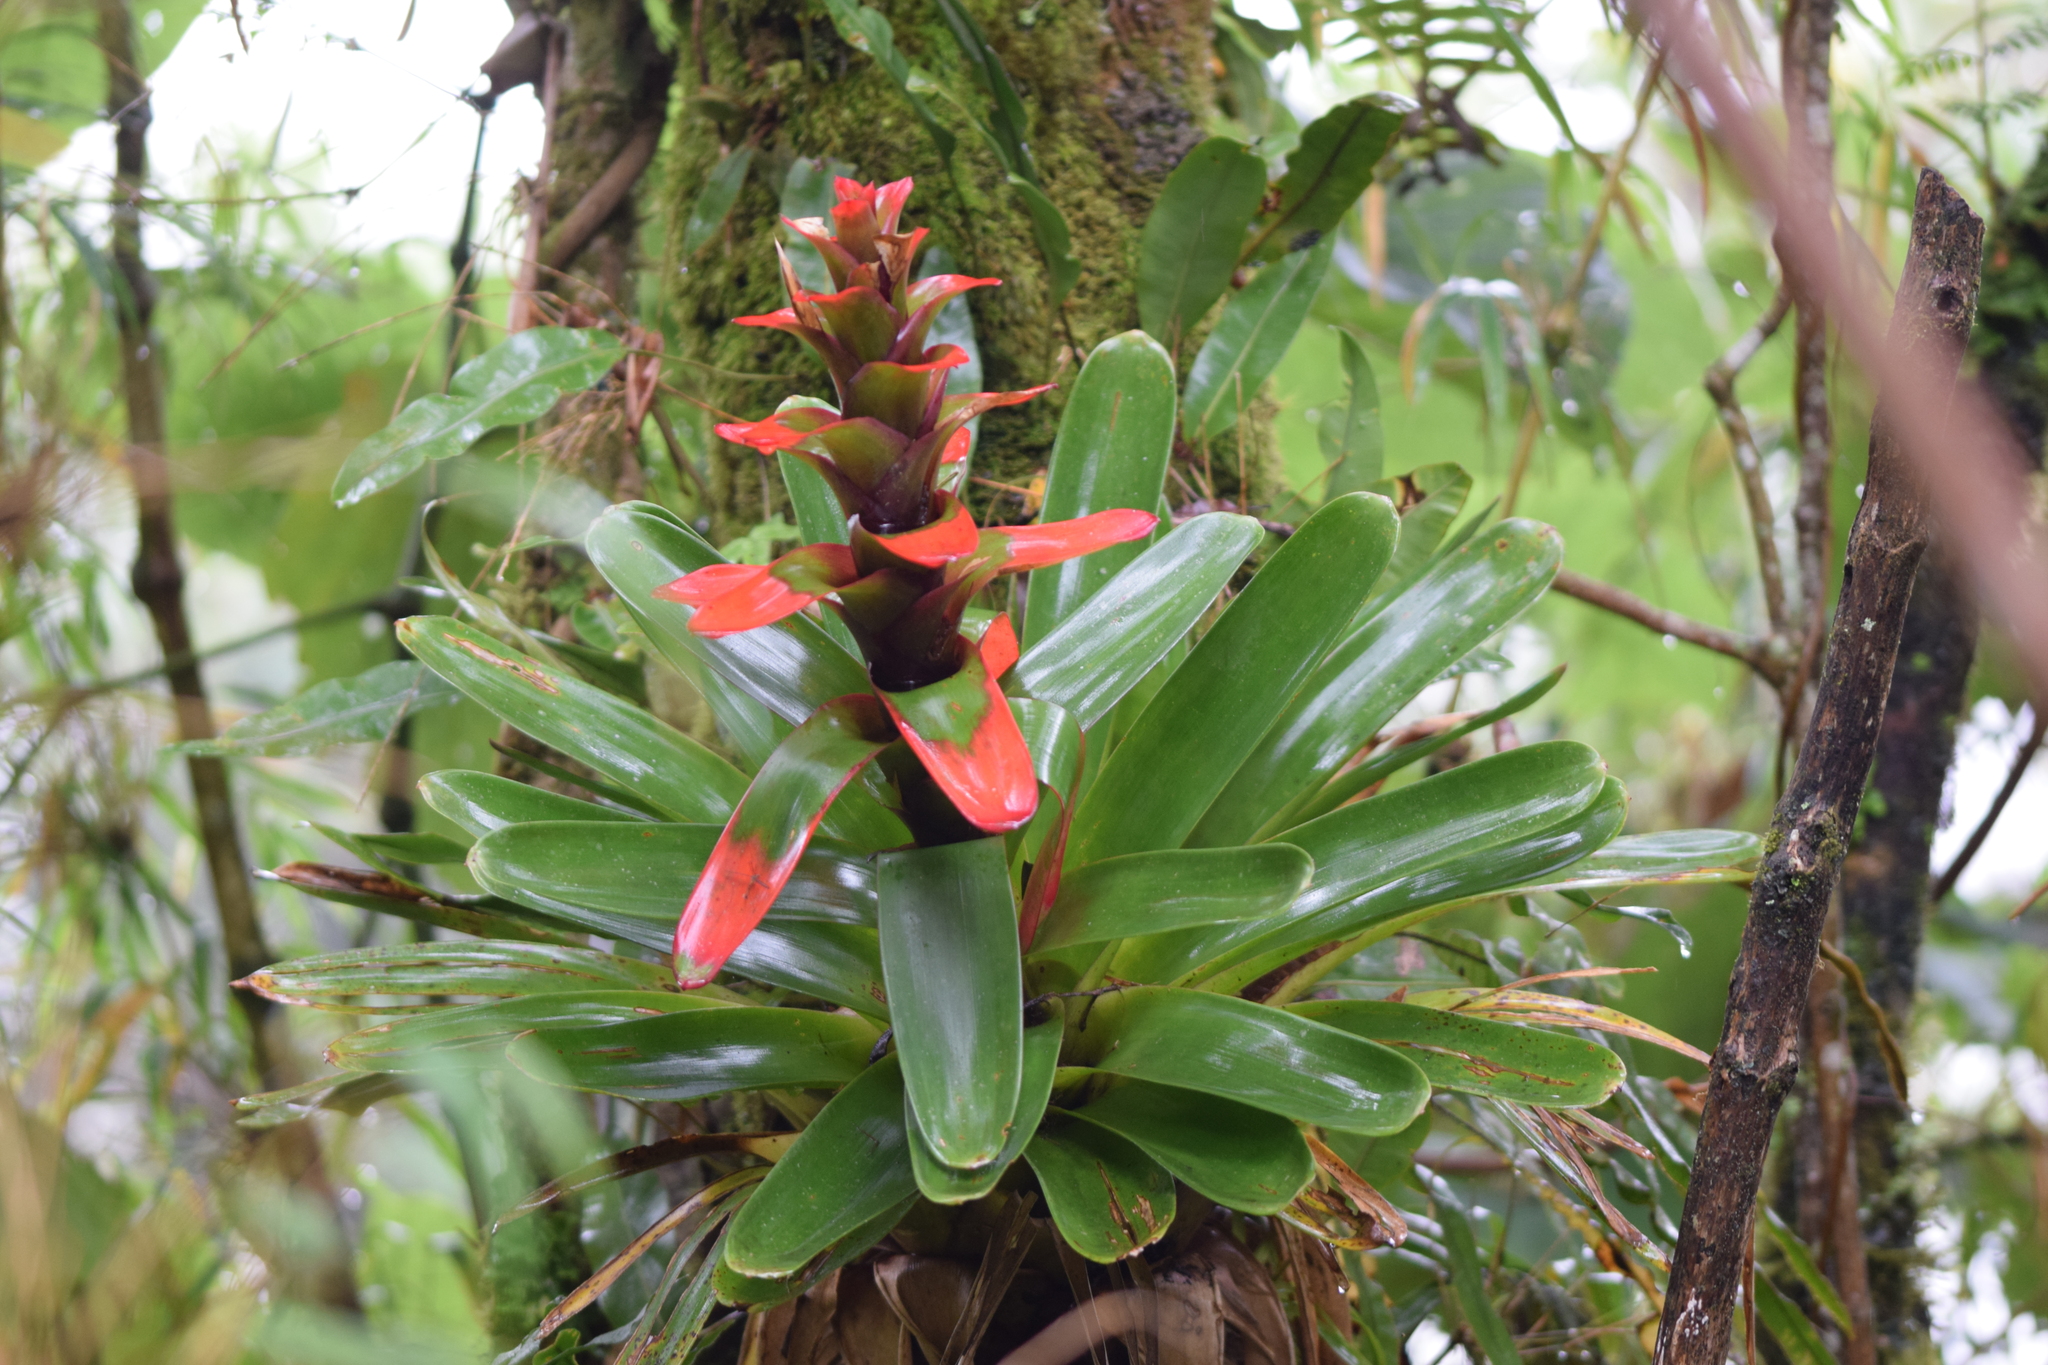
(661, 0, 1227, 540)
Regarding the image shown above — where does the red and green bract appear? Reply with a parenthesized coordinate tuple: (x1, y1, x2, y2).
(656, 177, 1155, 987)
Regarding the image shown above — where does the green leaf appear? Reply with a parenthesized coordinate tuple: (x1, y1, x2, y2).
(332, 328, 624, 505)
(1024, 1110, 1177, 1262)
(1137, 139, 1270, 354)
(723, 1056, 918, 1279)
(1358, 463, 1472, 614)
(1007, 174, 1082, 304)
(1068, 987, 1430, 1135)
(259, 863, 576, 945)
(1515, 829, 1762, 894)
(1020, 332, 1179, 647)
(931, 0, 1036, 182)
(170, 662, 459, 757)
(1181, 759, 1628, 996)
(1067, 493, 1398, 864)
(1319, 330, 1385, 496)
(586, 502, 871, 726)
(1244, 94, 1407, 262)
(328, 990, 719, 1072)
(399, 615, 748, 824)
(508, 1006, 880, 1099)
(729, 921, 891, 1020)
(1182, 238, 1335, 440)
(1012, 699, 1083, 798)
(1014, 513, 1263, 729)
(1281, 666, 1565, 830)
(468, 821, 875, 950)
(1288, 1001, 1624, 1108)
(1757, 1205, 1851, 1333)
(817, 0, 955, 162)
(779, 450, 850, 547)
(1071, 1078, 1314, 1214)
(877, 838, 1023, 1169)
(681, 145, 755, 257)
(909, 1013, 1062, 1204)
(1195, 517, 1564, 847)
(241, 942, 672, 1011)
(310, 822, 472, 869)
(1752, 1272, 1837, 1365)
(418, 769, 640, 837)
(1027, 844, 1312, 953)
(1437, 1197, 1522, 1365)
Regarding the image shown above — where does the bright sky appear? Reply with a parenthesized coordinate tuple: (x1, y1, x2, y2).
(45, 0, 543, 272)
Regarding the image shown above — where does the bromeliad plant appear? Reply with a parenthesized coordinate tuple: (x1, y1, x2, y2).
(237, 177, 1757, 1359)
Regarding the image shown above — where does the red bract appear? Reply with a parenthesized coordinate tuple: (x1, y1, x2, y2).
(655, 176, 1155, 985)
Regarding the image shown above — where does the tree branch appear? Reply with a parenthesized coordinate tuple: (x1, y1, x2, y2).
(1550, 568, 1791, 686)
(1929, 704, 2045, 904)
(1651, 168, 1983, 1365)
(1703, 290, 1793, 635)
(1780, 0, 1839, 644)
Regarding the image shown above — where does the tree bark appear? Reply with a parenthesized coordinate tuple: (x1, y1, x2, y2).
(1651, 168, 1983, 1365)
(664, 0, 1231, 540)
(1780, 0, 1837, 644)
(1832, 126, 2048, 1365)
(98, 0, 358, 1315)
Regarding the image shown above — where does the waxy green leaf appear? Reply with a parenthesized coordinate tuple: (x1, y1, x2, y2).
(419, 769, 640, 838)
(673, 694, 897, 986)
(1243, 94, 1407, 263)
(1279, 666, 1565, 831)
(1182, 238, 1334, 440)
(1320, 329, 1385, 496)
(909, 1014, 1062, 1204)
(171, 661, 458, 757)
(1166, 752, 1623, 994)
(1012, 699, 1083, 798)
(1137, 139, 1269, 354)
(1067, 987, 1430, 1135)
(400, 615, 747, 824)
(328, 990, 715, 1072)
(259, 862, 576, 946)
(333, 327, 623, 505)
(1014, 513, 1263, 729)
(586, 502, 870, 727)
(723, 1057, 917, 1279)
(1072, 1078, 1314, 1214)
(1024, 1110, 1176, 1263)
(1008, 174, 1082, 304)
(1021, 332, 1179, 646)
(728, 922, 890, 1020)
(1359, 463, 1472, 615)
(468, 821, 875, 951)
(1509, 829, 1761, 893)
(508, 1006, 879, 1100)
(241, 942, 672, 1012)
(817, 0, 955, 162)
(877, 838, 1023, 1169)
(1067, 493, 1397, 864)
(1196, 517, 1564, 847)
(1289, 1000, 1624, 1107)
(1027, 844, 1312, 953)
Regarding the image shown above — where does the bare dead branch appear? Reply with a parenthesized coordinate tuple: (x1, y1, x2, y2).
(1703, 290, 1794, 634)
(1929, 704, 2046, 904)
(1550, 568, 1791, 686)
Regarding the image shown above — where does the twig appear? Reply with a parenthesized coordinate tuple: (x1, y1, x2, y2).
(1555, 51, 1666, 322)
(1703, 290, 1794, 634)
(1781, 0, 1840, 643)
(1501, 397, 1542, 518)
(1551, 568, 1790, 686)
(1929, 705, 2045, 903)
(1649, 169, 1982, 1365)
(1816, 941, 1910, 1102)
(650, 404, 712, 500)
(541, 117, 664, 272)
